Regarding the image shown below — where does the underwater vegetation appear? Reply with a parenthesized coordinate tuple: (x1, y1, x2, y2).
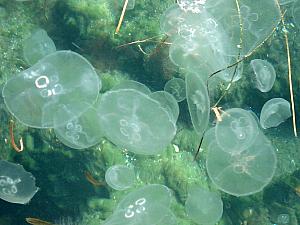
(1, 0, 300, 225)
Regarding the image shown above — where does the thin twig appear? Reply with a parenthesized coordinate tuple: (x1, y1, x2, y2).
(208, 16, 280, 81)
(275, 1, 297, 137)
(116, 35, 171, 48)
(211, 0, 243, 108)
(9, 120, 24, 152)
(115, 0, 129, 34)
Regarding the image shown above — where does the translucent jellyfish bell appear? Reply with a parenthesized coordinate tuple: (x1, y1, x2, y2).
(2, 50, 100, 128)
(105, 165, 135, 191)
(186, 73, 210, 135)
(205, 0, 280, 56)
(104, 204, 177, 225)
(149, 91, 179, 123)
(0, 160, 38, 204)
(53, 103, 103, 149)
(185, 187, 223, 225)
(164, 78, 186, 102)
(206, 133, 277, 196)
(96, 89, 176, 155)
(250, 59, 276, 92)
(260, 98, 291, 129)
(111, 80, 151, 95)
(23, 29, 56, 65)
(215, 108, 259, 154)
(103, 184, 176, 225)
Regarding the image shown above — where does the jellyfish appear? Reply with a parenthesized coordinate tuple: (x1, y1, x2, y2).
(105, 165, 135, 191)
(164, 78, 186, 102)
(2, 50, 100, 128)
(96, 89, 176, 155)
(250, 59, 276, 92)
(23, 29, 56, 65)
(149, 91, 179, 123)
(259, 98, 291, 129)
(186, 73, 210, 135)
(206, 132, 277, 196)
(53, 103, 104, 149)
(103, 184, 176, 225)
(111, 80, 151, 95)
(215, 108, 259, 154)
(185, 187, 223, 225)
(0, 160, 38, 204)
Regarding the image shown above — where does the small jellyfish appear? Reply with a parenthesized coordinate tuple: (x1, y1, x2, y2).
(0, 160, 38, 204)
(96, 89, 176, 155)
(23, 29, 56, 65)
(164, 78, 186, 102)
(250, 59, 276, 92)
(185, 187, 223, 225)
(186, 73, 210, 135)
(149, 91, 179, 123)
(105, 165, 135, 191)
(160, 4, 184, 36)
(215, 108, 259, 154)
(206, 132, 277, 196)
(259, 98, 291, 129)
(103, 184, 176, 225)
(2, 50, 100, 128)
(53, 103, 104, 149)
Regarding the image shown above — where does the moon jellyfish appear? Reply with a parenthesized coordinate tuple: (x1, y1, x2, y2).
(215, 108, 259, 154)
(260, 98, 291, 129)
(111, 80, 151, 95)
(2, 50, 100, 128)
(250, 59, 276, 92)
(186, 73, 210, 135)
(23, 29, 56, 65)
(103, 184, 176, 225)
(0, 160, 38, 204)
(185, 187, 223, 225)
(105, 165, 135, 191)
(206, 133, 277, 196)
(149, 91, 179, 123)
(96, 89, 176, 155)
(53, 103, 103, 149)
(204, 0, 280, 56)
(164, 78, 186, 102)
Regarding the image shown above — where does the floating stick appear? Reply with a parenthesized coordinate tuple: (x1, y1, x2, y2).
(275, 0, 297, 137)
(115, 0, 129, 34)
(9, 120, 24, 153)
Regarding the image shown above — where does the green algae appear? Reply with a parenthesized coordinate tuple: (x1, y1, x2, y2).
(1, 1, 300, 225)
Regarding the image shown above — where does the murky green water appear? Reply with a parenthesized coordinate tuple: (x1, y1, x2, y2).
(0, 0, 300, 225)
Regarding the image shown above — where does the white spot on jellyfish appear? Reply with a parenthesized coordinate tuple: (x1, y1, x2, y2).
(65, 119, 82, 143)
(119, 118, 141, 144)
(35, 75, 49, 89)
(124, 198, 147, 218)
(0, 176, 21, 195)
